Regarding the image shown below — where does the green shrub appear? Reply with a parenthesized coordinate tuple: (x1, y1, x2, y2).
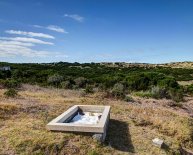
(134, 87, 184, 102)
(61, 81, 72, 89)
(133, 91, 153, 98)
(186, 84, 193, 95)
(126, 73, 180, 92)
(48, 74, 63, 87)
(158, 77, 179, 88)
(74, 77, 87, 88)
(4, 88, 18, 98)
(3, 79, 21, 89)
(133, 87, 184, 102)
(127, 74, 150, 91)
(97, 83, 107, 91)
(0, 79, 6, 88)
(150, 86, 168, 99)
(124, 95, 134, 102)
(111, 83, 125, 98)
(168, 88, 184, 102)
(85, 85, 94, 94)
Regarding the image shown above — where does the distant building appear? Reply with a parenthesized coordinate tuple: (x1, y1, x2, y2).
(0, 66, 11, 71)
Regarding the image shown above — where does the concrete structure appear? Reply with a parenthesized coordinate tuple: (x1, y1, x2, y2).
(152, 138, 164, 148)
(47, 105, 110, 142)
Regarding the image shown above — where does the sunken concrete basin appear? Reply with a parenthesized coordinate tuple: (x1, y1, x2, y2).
(46, 105, 110, 142)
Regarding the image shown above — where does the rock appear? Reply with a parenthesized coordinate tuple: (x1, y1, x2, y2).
(152, 138, 164, 148)
(92, 133, 103, 142)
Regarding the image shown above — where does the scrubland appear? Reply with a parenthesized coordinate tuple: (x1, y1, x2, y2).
(0, 84, 192, 155)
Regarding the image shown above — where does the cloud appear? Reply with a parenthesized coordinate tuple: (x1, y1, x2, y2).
(0, 40, 34, 47)
(0, 44, 49, 57)
(5, 30, 55, 39)
(33, 25, 68, 33)
(1, 29, 68, 60)
(33, 25, 43, 28)
(0, 38, 68, 58)
(64, 14, 84, 22)
(47, 25, 68, 33)
(0, 37, 54, 45)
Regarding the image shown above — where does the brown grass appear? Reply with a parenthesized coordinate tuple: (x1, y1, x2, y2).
(0, 84, 192, 155)
(178, 80, 193, 86)
(0, 103, 20, 119)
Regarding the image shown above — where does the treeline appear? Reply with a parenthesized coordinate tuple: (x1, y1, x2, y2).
(0, 62, 193, 101)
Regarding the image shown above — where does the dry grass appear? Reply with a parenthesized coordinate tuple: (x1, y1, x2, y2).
(0, 84, 192, 155)
(0, 103, 19, 119)
(178, 80, 193, 86)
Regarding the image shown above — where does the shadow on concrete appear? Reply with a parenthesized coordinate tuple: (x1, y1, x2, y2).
(105, 119, 135, 153)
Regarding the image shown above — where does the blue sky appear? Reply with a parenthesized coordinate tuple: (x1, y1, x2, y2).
(0, 0, 193, 63)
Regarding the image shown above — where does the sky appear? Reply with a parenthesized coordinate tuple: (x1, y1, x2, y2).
(0, 0, 193, 63)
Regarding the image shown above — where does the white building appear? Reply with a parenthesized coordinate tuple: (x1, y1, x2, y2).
(0, 66, 11, 71)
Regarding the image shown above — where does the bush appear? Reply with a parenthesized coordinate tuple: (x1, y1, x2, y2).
(98, 83, 107, 91)
(124, 95, 134, 102)
(133, 91, 153, 98)
(0, 79, 6, 88)
(85, 85, 94, 94)
(111, 83, 125, 98)
(168, 88, 184, 102)
(126, 73, 180, 92)
(48, 74, 63, 87)
(127, 74, 150, 91)
(150, 86, 168, 99)
(61, 81, 72, 89)
(3, 79, 21, 89)
(74, 77, 87, 88)
(134, 86, 184, 102)
(186, 84, 193, 95)
(4, 88, 18, 98)
(158, 77, 179, 88)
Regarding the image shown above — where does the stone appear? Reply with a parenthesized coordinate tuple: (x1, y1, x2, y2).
(92, 134, 103, 142)
(152, 138, 164, 148)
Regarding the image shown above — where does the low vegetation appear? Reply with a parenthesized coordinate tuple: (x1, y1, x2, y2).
(4, 88, 18, 98)
(1, 62, 193, 102)
(0, 85, 192, 154)
(0, 62, 193, 154)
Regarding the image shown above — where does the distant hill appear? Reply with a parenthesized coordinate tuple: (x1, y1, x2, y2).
(100, 61, 193, 69)
(163, 62, 193, 69)
(1, 61, 193, 69)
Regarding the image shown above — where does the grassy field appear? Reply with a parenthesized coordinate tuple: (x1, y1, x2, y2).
(0, 84, 193, 155)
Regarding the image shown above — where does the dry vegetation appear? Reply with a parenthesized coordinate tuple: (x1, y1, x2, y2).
(0, 84, 193, 155)
(178, 80, 193, 86)
(101, 61, 193, 69)
(164, 62, 193, 69)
